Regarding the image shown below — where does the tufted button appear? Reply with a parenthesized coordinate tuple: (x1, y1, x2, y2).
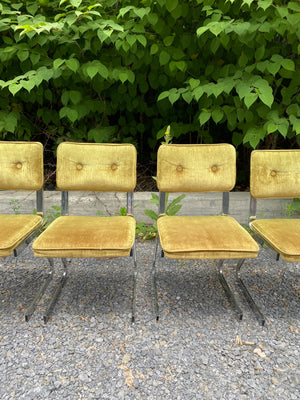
(211, 165, 218, 173)
(270, 170, 277, 177)
(176, 165, 183, 172)
(16, 162, 22, 169)
(111, 163, 118, 171)
(76, 163, 83, 170)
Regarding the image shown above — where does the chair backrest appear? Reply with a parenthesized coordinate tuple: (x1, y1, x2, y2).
(157, 143, 236, 193)
(56, 142, 137, 192)
(0, 141, 43, 191)
(250, 150, 300, 199)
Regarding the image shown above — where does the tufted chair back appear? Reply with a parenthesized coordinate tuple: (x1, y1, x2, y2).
(56, 142, 136, 192)
(157, 143, 236, 193)
(0, 141, 43, 191)
(250, 150, 300, 199)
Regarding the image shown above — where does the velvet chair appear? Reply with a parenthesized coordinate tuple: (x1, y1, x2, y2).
(153, 144, 261, 323)
(32, 142, 137, 323)
(249, 149, 300, 321)
(0, 141, 45, 319)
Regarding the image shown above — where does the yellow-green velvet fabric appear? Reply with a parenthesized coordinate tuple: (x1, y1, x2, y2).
(33, 215, 136, 258)
(250, 149, 300, 199)
(56, 142, 136, 192)
(0, 214, 42, 257)
(251, 219, 300, 262)
(157, 144, 236, 193)
(157, 215, 259, 259)
(0, 141, 43, 190)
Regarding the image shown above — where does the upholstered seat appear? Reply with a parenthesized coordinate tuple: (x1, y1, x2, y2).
(0, 214, 42, 257)
(251, 219, 300, 262)
(33, 215, 136, 258)
(157, 215, 258, 259)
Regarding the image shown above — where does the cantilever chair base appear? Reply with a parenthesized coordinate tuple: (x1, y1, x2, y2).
(154, 144, 262, 324)
(30, 142, 138, 323)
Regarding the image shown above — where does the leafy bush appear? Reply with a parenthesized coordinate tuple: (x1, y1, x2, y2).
(0, 0, 299, 175)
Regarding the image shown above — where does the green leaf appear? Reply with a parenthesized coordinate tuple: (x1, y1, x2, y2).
(168, 91, 180, 105)
(193, 86, 204, 101)
(166, 0, 178, 12)
(8, 84, 22, 96)
(70, 0, 82, 7)
(17, 50, 29, 62)
(290, 115, 300, 134)
(163, 36, 174, 46)
(243, 127, 265, 149)
(212, 109, 224, 124)
(119, 72, 128, 83)
(182, 91, 193, 104)
(65, 58, 79, 72)
(87, 65, 98, 79)
(157, 91, 169, 101)
(244, 93, 258, 108)
(159, 51, 170, 66)
(144, 209, 158, 221)
(53, 58, 65, 69)
(22, 79, 35, 92)
(199, 110, 211, 125)
(69, 90, 81, 105)
(5, 111, 19, 133)
(150, 44, 159, 55)
(281, 59, 295, 71)
(257, 86, 274, 108)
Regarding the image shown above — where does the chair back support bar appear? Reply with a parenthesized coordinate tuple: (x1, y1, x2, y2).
(56, 142, 137, 192)
(250, 149, 300, 199)
(0, 141, 43, 191)
(157, 144, 236, 193)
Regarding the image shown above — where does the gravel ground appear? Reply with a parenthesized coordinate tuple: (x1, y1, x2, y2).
(0, 241, 299, 400)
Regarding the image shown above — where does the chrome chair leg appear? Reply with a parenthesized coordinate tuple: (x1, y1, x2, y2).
(152, 237, 160, 321)
(217, 260, 243, 320)
(131, 242, 137, 323)
(43, 258, 68, 324)
(236, 259, 265, 326)
(25, 265, 54, 322)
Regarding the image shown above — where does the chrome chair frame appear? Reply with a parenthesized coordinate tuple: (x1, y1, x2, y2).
(153, 191, 265, 325)
(41, 190, 137, 324)
(11, 190, 50, 322)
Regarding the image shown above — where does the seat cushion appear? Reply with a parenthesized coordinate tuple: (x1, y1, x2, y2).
(0, 214, 42, 257)
(251, 219, 300, 261)
(157, 215, 259, 259)
(33, 215, 136, 258)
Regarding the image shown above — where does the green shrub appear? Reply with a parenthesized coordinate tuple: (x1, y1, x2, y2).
(0, 0, 298, 171)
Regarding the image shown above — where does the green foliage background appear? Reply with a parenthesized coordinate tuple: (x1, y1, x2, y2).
(0, 0, 299, 181)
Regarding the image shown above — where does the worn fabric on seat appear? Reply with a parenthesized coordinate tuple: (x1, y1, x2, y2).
(157, 215, 259, 259)
(33, 216, 136, 258)
(0, 214, 43, 257)
(251, 219, 300, 262)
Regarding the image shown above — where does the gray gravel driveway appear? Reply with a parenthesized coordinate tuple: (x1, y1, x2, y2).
(0, 241, 299, 399)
